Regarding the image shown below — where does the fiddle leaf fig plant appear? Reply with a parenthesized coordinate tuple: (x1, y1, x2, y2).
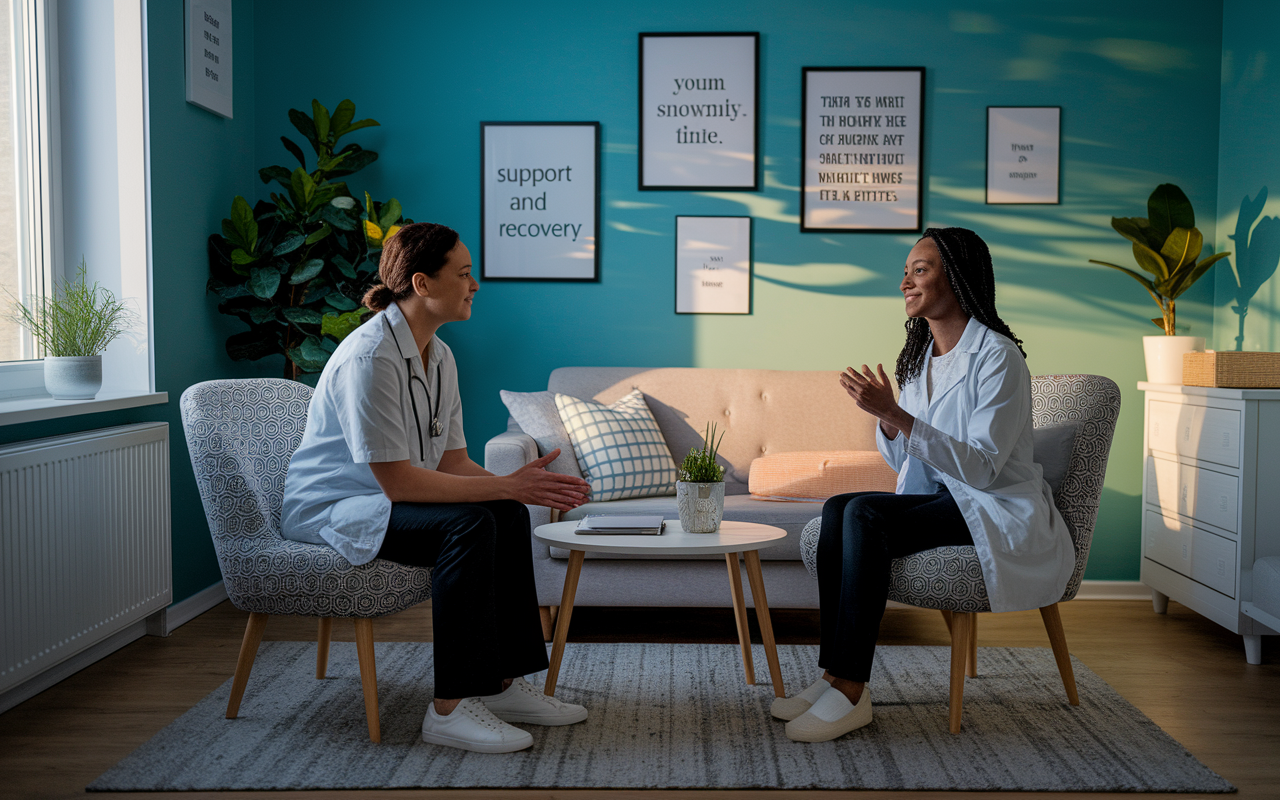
(1089, 183, 1230, 335)
(207, 99, 412, 378)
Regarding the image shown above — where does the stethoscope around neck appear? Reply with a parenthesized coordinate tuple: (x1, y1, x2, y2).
(383, 316, 442, 461)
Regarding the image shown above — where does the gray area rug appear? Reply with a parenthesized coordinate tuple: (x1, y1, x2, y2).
(89, 642, 1233, 792)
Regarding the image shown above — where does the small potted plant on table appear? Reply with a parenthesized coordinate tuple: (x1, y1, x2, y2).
(4, 259, 136, 400)
(676, 422, 727, 533)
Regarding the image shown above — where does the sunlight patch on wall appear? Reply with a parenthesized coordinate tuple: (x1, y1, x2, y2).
(695, 192, 799, 224)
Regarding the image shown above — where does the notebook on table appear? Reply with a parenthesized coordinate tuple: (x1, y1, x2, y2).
(574, 514, 666, 535)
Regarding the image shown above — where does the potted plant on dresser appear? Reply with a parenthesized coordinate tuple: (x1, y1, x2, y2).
(1089, 183, 1231, 384)
(4, 259, 136, 400)
(676, 422, 727, 533)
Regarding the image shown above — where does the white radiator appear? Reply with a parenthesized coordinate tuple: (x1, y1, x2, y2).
(0, 423, 171, 696)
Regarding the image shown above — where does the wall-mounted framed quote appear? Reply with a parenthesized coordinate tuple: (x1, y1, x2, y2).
(674, 216, 752, 314)
(639, 32, 759, 191)
(480, 122, 600, 281)
(986, 106, 1061, 204)
(800, 67, 924, 232)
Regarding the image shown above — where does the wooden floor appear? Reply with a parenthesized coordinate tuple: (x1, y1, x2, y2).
(1, 598, 1277, 800)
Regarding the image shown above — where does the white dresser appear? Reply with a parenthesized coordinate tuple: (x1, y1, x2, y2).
(1139, 382, 1280, 664)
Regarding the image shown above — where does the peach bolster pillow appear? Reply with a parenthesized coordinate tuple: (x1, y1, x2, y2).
(748, 451, 899, 501)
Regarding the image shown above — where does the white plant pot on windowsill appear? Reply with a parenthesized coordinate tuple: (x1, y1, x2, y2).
(1142, 335, 1204, 385)
(44, 355, 103, 400)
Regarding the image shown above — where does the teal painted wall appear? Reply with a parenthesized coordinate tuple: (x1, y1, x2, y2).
(1213, 0, 1280, 352)
(0, 0, 263, 603)
(253, 0, 1225, 581)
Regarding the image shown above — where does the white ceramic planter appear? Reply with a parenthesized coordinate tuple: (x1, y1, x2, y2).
(1142, 335, 1205, 385)
(43, 356, 103, 400)
(675, 481, 725, 533)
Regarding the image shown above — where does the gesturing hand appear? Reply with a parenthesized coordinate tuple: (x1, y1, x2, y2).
(507, 449, 591, 512)
(839, 364, 912, 437)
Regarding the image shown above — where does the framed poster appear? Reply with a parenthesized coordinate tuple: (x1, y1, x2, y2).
(480, 122, 600, 281)
(675, 216, 752, 314)
(639, 32, 758, 191)
(986, 106, 1061, 204)
(185, 0, 233, 118)
(800, 67, 924, 232)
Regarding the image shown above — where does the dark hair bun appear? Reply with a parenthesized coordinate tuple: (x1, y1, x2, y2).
(362, 283, 397, 312)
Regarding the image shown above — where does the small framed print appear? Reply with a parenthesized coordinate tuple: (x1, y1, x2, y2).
(675, 216, 752, 314)
(480, 122, 600, 281)
(640, 32, 759, 190)
(800, 67, 924, 232)
(185, 0, 232, 118)
(986, 107, 1061, 204)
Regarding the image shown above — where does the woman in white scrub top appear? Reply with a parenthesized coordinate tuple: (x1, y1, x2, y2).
(772, 227, 1074, 743)
(281, 223, 592, 754)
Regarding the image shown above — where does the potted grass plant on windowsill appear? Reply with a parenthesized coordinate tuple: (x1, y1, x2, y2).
(3, 259, 137, 400)
(676, 422, 727, 533)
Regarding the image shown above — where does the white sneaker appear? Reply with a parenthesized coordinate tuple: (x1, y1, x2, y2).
(481, 676, 589, 726)
(421, 697, 534, 753)
(785, 686, 873, 742)
(770, 676, 831, 721)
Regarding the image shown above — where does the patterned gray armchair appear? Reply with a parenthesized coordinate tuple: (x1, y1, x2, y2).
(180, 378, 432, 743)
(798, 374, 1122, 732)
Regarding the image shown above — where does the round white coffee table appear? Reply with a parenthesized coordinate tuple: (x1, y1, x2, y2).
(533, 519, 788, 697)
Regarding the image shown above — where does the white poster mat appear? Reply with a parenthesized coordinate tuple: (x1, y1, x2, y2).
(986, 107, 1060, 204)
(482, 124, 598, 280)
(185, 0, 232, 118)
(641, 34, 757, 189)
(675, 216, 751, 314)
(802, 69, 922, 231)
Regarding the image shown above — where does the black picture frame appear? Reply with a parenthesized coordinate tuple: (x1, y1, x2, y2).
(673, 215, 753, 315)
(985, 106, 1062, 205)
(480, 121, 601, 282)
(800, 66, 925, 233)
(639, 32, 759, 191)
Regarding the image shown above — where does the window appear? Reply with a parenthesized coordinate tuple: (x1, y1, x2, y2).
(0, 0, 53, 365)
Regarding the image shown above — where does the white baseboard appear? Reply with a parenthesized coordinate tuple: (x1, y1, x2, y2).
(1076, 580, 1149, 600)
(146, 580, 229, 636)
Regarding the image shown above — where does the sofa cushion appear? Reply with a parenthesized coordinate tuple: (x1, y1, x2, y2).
(499, 389, 583, 478)
(549, 493, 825, 561)
(556, 389, 679, 502)
(1033, 422, 1079, 495)
(749, 450, 898, 501)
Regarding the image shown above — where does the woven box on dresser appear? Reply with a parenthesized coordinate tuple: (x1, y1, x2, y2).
(1183, 351, 1280, 388)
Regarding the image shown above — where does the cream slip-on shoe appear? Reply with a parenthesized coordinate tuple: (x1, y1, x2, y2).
(770, 676, 831, 721)
(784, 686, 872, 742)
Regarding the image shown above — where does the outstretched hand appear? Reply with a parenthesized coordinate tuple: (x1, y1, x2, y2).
(507, 449, 591, 512)
(839, 364, 912, 437)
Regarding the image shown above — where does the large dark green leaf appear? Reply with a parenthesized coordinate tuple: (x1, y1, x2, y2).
(259, 165, 292, 188)
(231, 249, 257, 266)
(1147, 183, 1194, 245)
(289, 258, 324, 284)
(1167, 251, 1231, 300)
(331, 99, 356, 135)
(288, 336, 331, 372)
(321, 309, 364, 340)
(228, 195, 258, 251)
(226, 328, 279, 361)
(273, 234, 306, 256)
(1160, 227, 1203, 272)
(304, 223, 332, 245)
(290, 168, 316, 209)
(312, 99, 331, 145)
(1110, 216, 1163, 251)
(1089, 259, 1158, 295)
(320, 204, 358, 231)
(289, 108, 319, 153)
(280, 136, 307, 168)
(378, 198, 403, 230)
(249, 265, 281, 299)
(332, 254, 356, 279)
(302, 281, 332, 304)
(343, 118, 379, 135)
(326, 292, 359, 311)
(282, 306, 324, 325)
(1131, 241, 1169, 281)
(328, 146, 378, 177)
(249, 306, 278, 324)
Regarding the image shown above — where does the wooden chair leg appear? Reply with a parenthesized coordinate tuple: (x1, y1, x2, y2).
(940, 608, 953, 636)
(227, 612, 269, 719)
(1039, 603, 1079, 706)
(316, 617, 333, 679)
(539, 606, 560, 642)
(353, 618, 381, 743)
(948, 612, 972, 733)
(966, 613, 978, 678)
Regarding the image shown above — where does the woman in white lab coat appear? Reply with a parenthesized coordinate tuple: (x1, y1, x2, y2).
(773, 227, 1074, 743)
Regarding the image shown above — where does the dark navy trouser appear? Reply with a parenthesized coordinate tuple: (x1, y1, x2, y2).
(376, 499, 549, 698)
(817, 488, 973, 682)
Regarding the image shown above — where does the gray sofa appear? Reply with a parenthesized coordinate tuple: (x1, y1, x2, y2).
(484, 367, 885, 612)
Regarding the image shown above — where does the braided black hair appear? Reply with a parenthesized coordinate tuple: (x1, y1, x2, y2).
(894, 226, 1025, 387)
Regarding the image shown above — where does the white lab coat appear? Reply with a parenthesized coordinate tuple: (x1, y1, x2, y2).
(876, 317, 1075, 613)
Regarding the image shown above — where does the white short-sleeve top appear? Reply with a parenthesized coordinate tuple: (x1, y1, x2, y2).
(281, 301, 466, 565)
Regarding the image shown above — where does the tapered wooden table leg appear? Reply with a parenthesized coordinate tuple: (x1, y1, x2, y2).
(316, 617, 333, 679)
(545, 549, 585, 696)
(227, 612, 268, 719)
(353, 618, 380, 743)
(743, 550, 785, 698)
(725, 553, 755, 684)
(1040, 603, 1079, 705)
(949, 612, 971, 733)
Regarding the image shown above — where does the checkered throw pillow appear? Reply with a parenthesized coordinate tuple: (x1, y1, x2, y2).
(555, 389, 678, 501)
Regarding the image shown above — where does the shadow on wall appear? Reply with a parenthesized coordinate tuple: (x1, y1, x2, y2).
(1226, 189, 1280, 351)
